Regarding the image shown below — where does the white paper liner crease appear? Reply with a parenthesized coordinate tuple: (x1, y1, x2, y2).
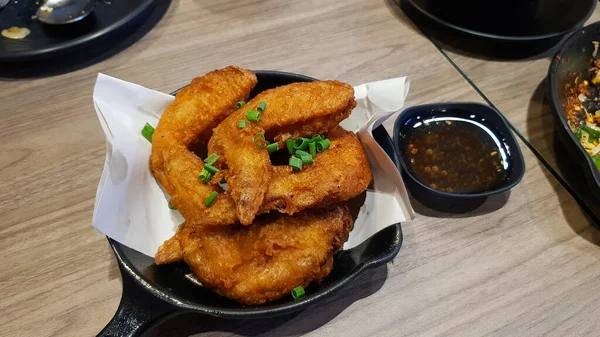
(92, 73, 414, 257)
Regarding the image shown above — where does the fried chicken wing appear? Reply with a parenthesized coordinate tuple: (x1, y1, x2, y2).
(149, 66, 257, 220)
(208, 81, 356, 225)
(207, 122, 272, 226)
(149, 67, 374, 305)
(156, 204, 353, 305)
(151, 72, 364, 228)
(260, 126, 372, 214)
(169, 126, 371, 227)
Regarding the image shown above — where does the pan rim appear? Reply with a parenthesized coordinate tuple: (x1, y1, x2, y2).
(403, 0, 597, 42)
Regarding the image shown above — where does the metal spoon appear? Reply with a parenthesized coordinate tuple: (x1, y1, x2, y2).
(36, 0, 94, 25)
(0, 0, 10, 10)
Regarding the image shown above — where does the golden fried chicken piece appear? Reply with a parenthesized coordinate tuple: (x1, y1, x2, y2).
(164, 127, 371, 227)
(149, 66, 257, 219)
(208, 81, 356, 225)
(154, 235, 183, 265)
(207, 122, 273, 226)
(150, 71, 365, 228)
(156, 204, 353, 305)
(260, 126, 372, 214)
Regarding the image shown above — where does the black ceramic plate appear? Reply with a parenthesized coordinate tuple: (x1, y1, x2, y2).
(0, 0, 155, 61)
(398, 0, 596, 42)
(548, 22, 600, 199)
(98, 71, 403, 337)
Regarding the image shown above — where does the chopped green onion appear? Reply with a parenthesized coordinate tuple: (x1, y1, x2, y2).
(246, 109, 261, 122)
(286, 139, 295, 154)
(583, 126, 600, 143)
(168, 201, 176, 210)
(295, 150, 310, 157)
(204, 164, 219, 174)
(293, 138, 310, 150)
(267, 142, 279, 153)
(309, 141, 316, 157)
(289, 156, 303, 171)
(199, 169, 212, 183)
(204, 191, 219, 207)
(291, 286, 305, 299)
(300, 154, 313, 164)
(254, 132, 267, 148)
(593, 155, 600, 170)
(235, 101, 246, 108)
(141, 123, 155, 143)
(204, 153, 220, 165)
(316, 139, 331, 152)
(238, 120, 246, 128)
(311, 134, 324, 142)
(257, 101, 267, 112)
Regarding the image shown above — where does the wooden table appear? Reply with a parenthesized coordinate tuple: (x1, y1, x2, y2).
(1, 1, 599, 336)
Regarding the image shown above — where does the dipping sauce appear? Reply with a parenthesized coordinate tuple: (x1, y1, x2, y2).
(1, 27, 30, 40)
(402, 115, 510, 194)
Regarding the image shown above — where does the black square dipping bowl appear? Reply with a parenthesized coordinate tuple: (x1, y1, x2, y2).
(393, 103, 525, 213)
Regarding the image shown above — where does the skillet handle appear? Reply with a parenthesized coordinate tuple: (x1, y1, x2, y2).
(97, 267, 179, 337)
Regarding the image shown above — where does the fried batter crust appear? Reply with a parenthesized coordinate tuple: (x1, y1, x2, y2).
(156, 204, 353, 305)
(208, 81, 356, 225)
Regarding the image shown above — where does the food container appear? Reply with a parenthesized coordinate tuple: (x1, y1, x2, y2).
(396, 0, 596, 58)
(95, 71, 406, 336)
(548, 21, 600, 200)
(393, 102, 525, 212)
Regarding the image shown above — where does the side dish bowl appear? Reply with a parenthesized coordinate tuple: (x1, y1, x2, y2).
(548, 22, 600, 199)
(393, 102, 525, 212)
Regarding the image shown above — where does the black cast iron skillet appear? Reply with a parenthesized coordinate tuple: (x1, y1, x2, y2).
(98, 71, 404, 337)
(548, 22, 600, 199)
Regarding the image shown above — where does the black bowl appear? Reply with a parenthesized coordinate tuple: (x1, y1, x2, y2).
(400, 0, 596, 41)
(548, 22, 600, 200)
(396, 0, 596, 58)
(98, 71, 404, 337)
(392, 103, 525, 213)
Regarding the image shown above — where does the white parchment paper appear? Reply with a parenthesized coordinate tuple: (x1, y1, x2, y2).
(92, 73, 414, 257)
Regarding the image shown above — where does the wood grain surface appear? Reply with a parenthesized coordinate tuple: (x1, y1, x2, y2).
(0, 1, 598, 337)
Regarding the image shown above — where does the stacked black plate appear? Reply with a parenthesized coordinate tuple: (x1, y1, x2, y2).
(397, 0, 597, 58)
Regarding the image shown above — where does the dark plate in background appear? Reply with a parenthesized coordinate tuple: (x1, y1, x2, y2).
(397, 0, 597, 58)
(402, 0, 596, 41)
(98, 71, 404, 337)
(0, 0, 155, 61)
(548, 22, 600, 200)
